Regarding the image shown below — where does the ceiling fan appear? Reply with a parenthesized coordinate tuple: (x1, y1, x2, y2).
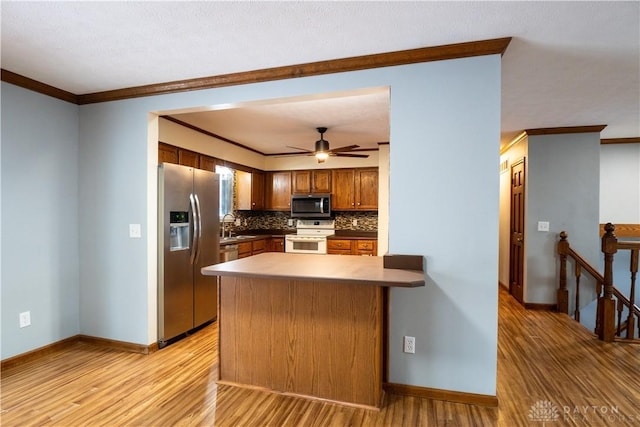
(288, 127, 369, 163)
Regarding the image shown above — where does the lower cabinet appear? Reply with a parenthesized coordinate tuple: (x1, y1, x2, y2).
(268, 237, 285, 253)
(328, 239, 377, 256)
(237, 237, 282, 258)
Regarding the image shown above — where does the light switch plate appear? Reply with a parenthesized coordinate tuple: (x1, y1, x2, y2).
(537, 221, 550, 232)
(129, 223, 142, 238)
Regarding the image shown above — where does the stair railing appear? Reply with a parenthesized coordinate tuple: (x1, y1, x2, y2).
(557, 223, 640, 342)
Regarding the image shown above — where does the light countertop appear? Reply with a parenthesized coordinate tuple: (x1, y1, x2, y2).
(201, 252, 424, 288)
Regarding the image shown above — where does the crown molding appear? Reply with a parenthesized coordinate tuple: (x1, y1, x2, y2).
(2, 37, 511, 105)
(524, 125, 607, 135)
(1, 69, 78, 104)
(600, 137, 640, 144)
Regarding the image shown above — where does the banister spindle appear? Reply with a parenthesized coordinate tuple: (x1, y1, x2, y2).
(626, 248, 638, 339)
(598, 223, 617, 342)
(574, 263, 581, 321)
(558, 231, 570, 314)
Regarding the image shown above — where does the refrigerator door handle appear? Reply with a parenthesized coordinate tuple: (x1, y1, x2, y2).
(189, 193, 199, 265)
(194, 193, 203, 264)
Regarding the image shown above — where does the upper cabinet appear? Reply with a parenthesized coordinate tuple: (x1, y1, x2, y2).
(178, 148, 200, 168)
(266, 171, 292, 210)
(332, 168, 378, 211)
(251, 171, 266, 210)
(237, 170, 265, 210)
(159, 143, 179, 164)
(292, 169, 332, 194)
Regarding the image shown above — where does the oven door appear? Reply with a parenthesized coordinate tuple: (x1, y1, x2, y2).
(285, 236, 327, 254)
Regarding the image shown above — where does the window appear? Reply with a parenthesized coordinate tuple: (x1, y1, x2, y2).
(216, 166, 234, 220)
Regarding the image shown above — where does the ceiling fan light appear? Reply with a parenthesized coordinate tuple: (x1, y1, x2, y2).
(315, 152, 329, 162)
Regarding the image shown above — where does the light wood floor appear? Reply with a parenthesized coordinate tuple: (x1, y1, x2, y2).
(2, 288, 639, 426)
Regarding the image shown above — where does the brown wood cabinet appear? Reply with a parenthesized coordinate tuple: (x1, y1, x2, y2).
(178, 148, 200, 168)
(237, 238, 268, 259)
(199, 155, 216, 172)
(331, 168, 378, 211)
(327, 238, 377, 256)
(327, 239, 352, 255)
(251, 171, 265, 210)
(267, 237, 285, 253)
(158, 143, 178, 164)
(292, 169, 332, 194)
(266, 171, 291, 210)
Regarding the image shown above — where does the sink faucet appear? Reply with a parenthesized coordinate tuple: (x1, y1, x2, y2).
(221, 213, 236, 238)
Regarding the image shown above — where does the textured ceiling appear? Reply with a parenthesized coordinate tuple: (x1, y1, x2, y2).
(2, 1, 639, 151)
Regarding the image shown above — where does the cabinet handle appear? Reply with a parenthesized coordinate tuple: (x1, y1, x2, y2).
(357, 202, 361, 206)
(352, 203, 355, 206)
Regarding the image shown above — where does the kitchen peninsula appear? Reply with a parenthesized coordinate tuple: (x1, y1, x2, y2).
(201, 253, 424, 409)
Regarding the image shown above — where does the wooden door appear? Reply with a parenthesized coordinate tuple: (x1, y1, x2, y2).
(509, 159, 525, 304)
(355, 169, 379, 210)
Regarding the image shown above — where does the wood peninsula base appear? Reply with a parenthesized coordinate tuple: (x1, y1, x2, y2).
(202, 253, 424, 409)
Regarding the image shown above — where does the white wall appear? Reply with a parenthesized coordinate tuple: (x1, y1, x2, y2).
(600, 143, 640, 223)
(1, 83, 80, 359)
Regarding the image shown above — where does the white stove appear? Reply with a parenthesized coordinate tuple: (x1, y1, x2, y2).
(285, 219, 335, 254)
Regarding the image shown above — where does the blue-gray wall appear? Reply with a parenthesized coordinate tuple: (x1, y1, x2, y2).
(2, 55, 501, 396)
(526, 133, 601, 305)
(1, 82, 80, 358)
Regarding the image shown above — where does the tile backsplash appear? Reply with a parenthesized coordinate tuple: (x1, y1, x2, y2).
(231, 210, 378, 232)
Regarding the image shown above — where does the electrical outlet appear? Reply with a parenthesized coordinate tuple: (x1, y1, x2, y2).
(19, 311, 31, 328)
(352, 219, 358, 226)
(235, 218, 241, 226)
(288, 219, 293, 226)
(403, 336, 415, 354)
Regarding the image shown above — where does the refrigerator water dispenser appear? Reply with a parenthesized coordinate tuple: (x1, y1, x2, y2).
(169, 211, 190, 251)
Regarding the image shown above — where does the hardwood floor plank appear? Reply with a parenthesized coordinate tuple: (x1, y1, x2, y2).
(2, 287, 639, 426)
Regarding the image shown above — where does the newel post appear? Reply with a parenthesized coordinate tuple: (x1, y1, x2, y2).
(598, 223, 617, 342)
(557, 231, 570, 314)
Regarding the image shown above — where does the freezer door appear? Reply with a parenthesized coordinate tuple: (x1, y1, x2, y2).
(193, 168, 220, 326)
(158, 163, 195, 343)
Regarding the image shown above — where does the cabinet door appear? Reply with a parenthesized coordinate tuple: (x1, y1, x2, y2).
(292, 170, 311, 194)
(251, 171, 265, 210)
(355, 169, 378, 210)
(327, 239, 353, 255)
(267, 171, 292, 210)
(268, 237, 285, 252)
(158, 143, 178, 164)
(312, 170, 332, 193)
(331, 169, 355, 210)
(178, 149, 200, 168)
(354, 239, 377, 256)
(200, 155, 216, 172)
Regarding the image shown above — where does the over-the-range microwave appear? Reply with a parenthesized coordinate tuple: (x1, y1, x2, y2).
(290, 193, 331, 218)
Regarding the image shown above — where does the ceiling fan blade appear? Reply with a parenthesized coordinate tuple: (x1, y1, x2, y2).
(329, 144, 359, 153)
(335, 153, 369, 158)
(286, 145, 313, 153)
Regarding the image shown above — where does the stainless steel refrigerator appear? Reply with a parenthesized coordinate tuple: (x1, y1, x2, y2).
(158, 162, 219, 348)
